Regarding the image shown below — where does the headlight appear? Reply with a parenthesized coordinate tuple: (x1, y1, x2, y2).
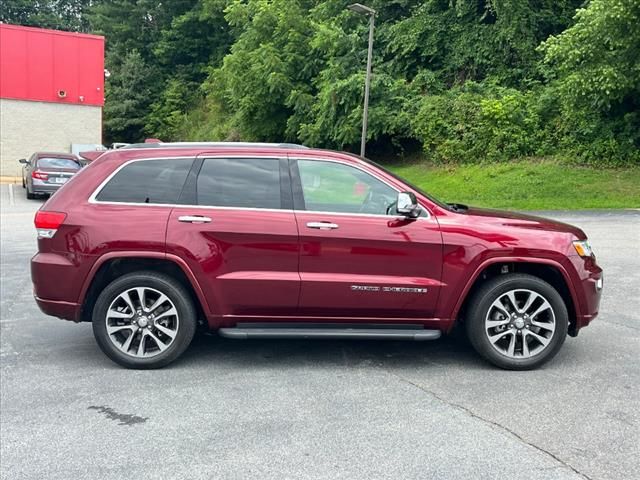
(572, 240, 593, 257)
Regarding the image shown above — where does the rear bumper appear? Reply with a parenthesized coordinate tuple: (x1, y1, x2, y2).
(31, 252, 86, 321)
(34, 296, 80, 321)
(31, 184, 62, 195)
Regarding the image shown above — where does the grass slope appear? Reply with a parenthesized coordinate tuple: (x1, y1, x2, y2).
(388, 160, 640, 209)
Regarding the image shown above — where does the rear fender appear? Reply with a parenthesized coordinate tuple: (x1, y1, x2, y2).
(78, 251, 213, 317)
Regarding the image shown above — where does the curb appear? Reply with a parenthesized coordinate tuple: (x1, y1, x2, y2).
(1, 176, 21, 185)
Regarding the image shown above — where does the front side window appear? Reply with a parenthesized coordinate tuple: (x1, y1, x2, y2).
(95, 159, 192, 204)
(197, 158, 281, 209)
(297, 160, 397, 215)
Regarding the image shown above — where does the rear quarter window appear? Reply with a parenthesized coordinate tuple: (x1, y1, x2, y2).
(95, 158, 193, 204)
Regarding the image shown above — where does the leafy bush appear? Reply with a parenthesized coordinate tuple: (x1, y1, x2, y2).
(411, 84, 545, 163)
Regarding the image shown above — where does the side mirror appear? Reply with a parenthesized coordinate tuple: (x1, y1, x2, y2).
(18, 158, 28, 164)
(396, 191, 421, 218)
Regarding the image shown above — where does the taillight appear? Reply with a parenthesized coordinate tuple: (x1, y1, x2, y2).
(34, 211, 66, 238)
(32, 170, 49, 181)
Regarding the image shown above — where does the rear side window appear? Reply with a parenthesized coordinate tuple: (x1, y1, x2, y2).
(95, 159, 192, 204)
(197, 158, 281, 209)
(37, 157, 82, 169)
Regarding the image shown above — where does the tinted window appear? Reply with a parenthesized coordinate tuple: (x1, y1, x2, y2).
(37, 157, 82, 169)
(197, 158, 281, 209)
(297, 160, 396, 215)
(96, 159, 192, 204)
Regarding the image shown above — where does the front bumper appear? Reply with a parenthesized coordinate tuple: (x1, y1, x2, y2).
(567, 255, 603, 334)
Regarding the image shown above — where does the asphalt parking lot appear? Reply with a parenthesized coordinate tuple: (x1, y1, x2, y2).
(1, 183, 638, 480)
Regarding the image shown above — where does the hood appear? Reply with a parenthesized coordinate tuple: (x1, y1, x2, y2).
(464, 207, 586, 239)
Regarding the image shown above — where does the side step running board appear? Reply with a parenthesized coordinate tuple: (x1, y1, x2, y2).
(218, 323, 441, 341)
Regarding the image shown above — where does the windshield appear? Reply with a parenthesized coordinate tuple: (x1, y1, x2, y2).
(359, 157, 451, 210)
(37, 157, 82, 170)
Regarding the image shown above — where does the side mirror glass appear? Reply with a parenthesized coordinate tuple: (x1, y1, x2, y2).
(18, 158, 28, 164)
(396, 191, 421, 218)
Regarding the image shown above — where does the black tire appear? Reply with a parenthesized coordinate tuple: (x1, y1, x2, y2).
(465, 273, 568, 370)
(26, 187, 35, 199)
(92, 271, 197, 369)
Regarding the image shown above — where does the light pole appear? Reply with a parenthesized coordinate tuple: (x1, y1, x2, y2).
(347, 3, 375, 158)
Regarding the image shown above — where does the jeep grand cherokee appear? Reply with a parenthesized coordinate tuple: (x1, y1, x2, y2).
(31, 142, 603, 369)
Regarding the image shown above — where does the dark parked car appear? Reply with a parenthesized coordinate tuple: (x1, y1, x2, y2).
(19, 152, 83, 199)
(31, 142, 603, 370)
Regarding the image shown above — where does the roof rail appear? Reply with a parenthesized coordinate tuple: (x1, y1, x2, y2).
(120, 142, 309, 150)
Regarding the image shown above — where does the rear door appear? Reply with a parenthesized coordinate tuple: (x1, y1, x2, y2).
(165, 155, 300, 321)
(291, 157, 443, 320)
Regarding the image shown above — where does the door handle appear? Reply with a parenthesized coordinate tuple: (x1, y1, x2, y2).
(306, 221, 339, 230)
(178, 215, 212, 224)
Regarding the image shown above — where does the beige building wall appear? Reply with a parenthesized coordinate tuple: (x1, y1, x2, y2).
(0, 99, 102, 177)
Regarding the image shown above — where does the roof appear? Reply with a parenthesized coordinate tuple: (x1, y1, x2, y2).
(92, 143, 366, 170)
(0, 23, 104, 41)
(120, 142, 309, 150)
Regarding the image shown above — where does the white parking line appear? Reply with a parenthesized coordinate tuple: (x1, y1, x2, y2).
(8, 183, 15, 206)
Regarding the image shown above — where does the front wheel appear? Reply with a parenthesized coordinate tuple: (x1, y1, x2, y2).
(465, 273, 568, 370)
(92, 271, 197, 369)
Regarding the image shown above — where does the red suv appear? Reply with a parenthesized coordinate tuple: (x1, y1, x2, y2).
(31, 143, 603, 370)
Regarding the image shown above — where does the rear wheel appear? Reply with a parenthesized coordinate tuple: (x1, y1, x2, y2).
(92, 271, 197, 369)
(26, 186, 35, 199)
(465, 273, 568, 370)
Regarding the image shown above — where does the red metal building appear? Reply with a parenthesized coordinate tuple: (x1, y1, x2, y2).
(0, 23, 105, 177)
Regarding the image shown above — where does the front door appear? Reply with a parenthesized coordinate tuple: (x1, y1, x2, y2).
(291, 158, 443, 320)
(165, 156, 300, 321)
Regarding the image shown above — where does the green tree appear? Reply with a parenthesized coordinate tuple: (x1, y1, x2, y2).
(90, 0, 232, 141)
(1, 0, 96, 32)
(146, 0, 232, 139)
(7, 0, 637, 163)
(201, 0, 317, 141)
(541, 0, 640, 111)
(194, 0, 588, 154)
(539, 0, 640, 164)
(103, 50, 155, 143)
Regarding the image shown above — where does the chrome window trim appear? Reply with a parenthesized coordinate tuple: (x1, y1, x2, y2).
(88, 154, 432, 221)
(88, 156, 196, 205)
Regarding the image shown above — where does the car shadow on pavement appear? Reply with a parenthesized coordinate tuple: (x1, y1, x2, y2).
(173, 331, 490, 371)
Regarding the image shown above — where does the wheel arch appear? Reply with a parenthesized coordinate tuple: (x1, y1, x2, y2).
(78, 252, 211, 324)
(452, 258, 579, 336)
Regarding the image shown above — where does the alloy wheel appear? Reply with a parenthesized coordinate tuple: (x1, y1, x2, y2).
(105, 287, 179, 358)
(484, 289, 556, 359)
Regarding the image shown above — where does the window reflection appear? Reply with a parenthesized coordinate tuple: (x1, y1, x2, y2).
(298, 160, 396, 215)
(197, 158, 281, 209)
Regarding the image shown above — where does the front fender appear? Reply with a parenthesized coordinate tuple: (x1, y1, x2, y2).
(440, 256, 580, 333)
